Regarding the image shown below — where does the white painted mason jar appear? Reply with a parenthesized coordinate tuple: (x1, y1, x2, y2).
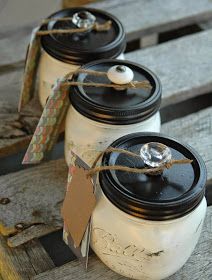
(38, 8, 126, 107)
(65, 59, 162, 166)
(91, 133, 207, 280)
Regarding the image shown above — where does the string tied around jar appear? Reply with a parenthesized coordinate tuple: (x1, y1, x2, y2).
(86, 144, 193, 177)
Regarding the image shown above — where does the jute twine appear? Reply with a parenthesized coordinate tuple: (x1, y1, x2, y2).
(36, 17, 112, 36)
(59, 68, 152, 90)
(86, 147, 193, 177)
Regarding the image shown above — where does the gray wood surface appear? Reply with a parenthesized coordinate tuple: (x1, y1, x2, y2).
(8, 225, 58, 248)
(0, 68, 42, 157)
(126, 29, 212, 108)
(0, 159, 67, 237)
(33, 206, 212, 280)
(0, 236, 54, 280)
(162, 107, 212, 177)
(89, 0, 212, 41)
(0, 26, 32, 68)
(0, 106, 211, 247)
(1, 0, 212, 68)
(0, 99, 41, 157)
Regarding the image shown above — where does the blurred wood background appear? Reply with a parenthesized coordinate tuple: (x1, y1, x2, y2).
(63, 0, 98, 8)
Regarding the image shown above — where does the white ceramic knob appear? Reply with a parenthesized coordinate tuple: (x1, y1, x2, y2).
(107, 65, 134, 84)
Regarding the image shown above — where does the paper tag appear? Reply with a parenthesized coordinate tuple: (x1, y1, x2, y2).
(61, 166, 96, 247)
(22, 79, 69, 164)
(18, 27, 41, 112)
(62, 152, 97, 269)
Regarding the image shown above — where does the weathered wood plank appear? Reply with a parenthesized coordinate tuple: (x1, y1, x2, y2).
(1, 0, 212, 68)
(0, 26, 32, 68)
(0, 100, 41, 157)
(8, 225, 58, 248)
(0, 159, 67, 237)
(0, 0, 61, 68)
(0, 106, 211, 247)
(23, 240, 55, 275)
(0, 234, 36, 280)
(199, 18, 212, 30)
(0, 69, 23, 107)
(0, 0, 61, 32)
(0, 236, 54, 280)
(162, 106, 212, 177)
(126, 29, 212, 108)
(63, 0, 97, 8)
(89, 0, 212, 41)
(33, 206, 212, 280)
(0, 68, 42, 157)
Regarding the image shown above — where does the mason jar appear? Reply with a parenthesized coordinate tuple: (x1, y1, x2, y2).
(38, 7, 126, 107)
(90, 133, 207, 280)
(64, 59, 162, 167)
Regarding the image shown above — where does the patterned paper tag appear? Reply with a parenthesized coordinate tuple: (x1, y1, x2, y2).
(62, 152, 97, 269)
(22, 78, 69, 164)
(18, 27, 41, 112)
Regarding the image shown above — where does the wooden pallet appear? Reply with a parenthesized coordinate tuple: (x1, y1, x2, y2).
(1, 0, 212, 279)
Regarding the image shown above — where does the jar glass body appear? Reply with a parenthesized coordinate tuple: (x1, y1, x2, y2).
(91, 185, 207, 280)
(38, 50, 125, 107)
(64, 106, 161, 166)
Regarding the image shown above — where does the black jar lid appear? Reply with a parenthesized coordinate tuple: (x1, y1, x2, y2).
(99, 133, 207, 220)
(41, 8, 126, 64)
(69, 59, 162, 125)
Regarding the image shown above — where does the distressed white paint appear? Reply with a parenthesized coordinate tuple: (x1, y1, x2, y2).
(91, 187, 207, 280)
(64, 106, 160, 166)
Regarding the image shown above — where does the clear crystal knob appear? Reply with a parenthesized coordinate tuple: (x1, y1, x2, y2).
(140, 142, 172, 168)
(107, 65, 134, 85)
(72, 11, 96, 29)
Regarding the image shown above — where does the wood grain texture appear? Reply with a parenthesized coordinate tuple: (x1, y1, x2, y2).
(0, 236, 54, 280)
(0, 159, 67, 237)
(23, 240, 55, 274)
(33, 206, 212, 280)
(0, 100, 41, 157)
(0, 1, 61, 31)
(0, 26, 32, 68)
(8, 225, 58, 248)
(88, 0, 212, 41)
(0, 68, 42, 157)
(162, 106, 212, 178)
(126, 29, 212, 108)
(1, 0, 212, 68)
(63, 0, 98, 8)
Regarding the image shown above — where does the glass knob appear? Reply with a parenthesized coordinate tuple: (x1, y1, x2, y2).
(107, 65, 134, 85)
(140, 142, 172, 168)
(72, 11, 96, 29)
